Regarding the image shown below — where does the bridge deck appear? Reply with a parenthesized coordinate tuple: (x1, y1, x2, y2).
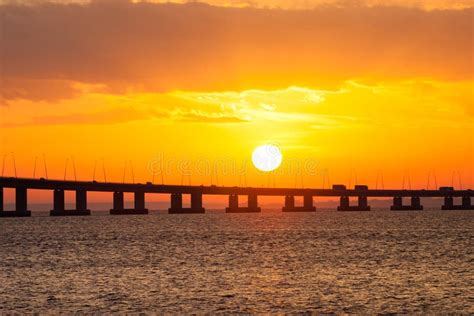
(0, 177, 471, 197)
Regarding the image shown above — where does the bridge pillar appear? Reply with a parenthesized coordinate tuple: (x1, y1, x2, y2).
(16, 187, 28, 212)
(169, 193, 205, 214)
(51, 189, 90, 216)
(442, 197, 454, 210)
(53, 189, 65, 211)
(0, 187, 31, 217)
(170, 193, 182, 210)
(229, 194, 238, 208)
(462, 196, 471, 208)
(226, 194, 261, 213)
(285, 195, 295, 208)
(411, 197, 422, 209)
(248, 194, 258, 209)
(113, 192, 124, 211)
(134, 191, 147, 211)
(16, 187, 31, 216)
(337, 196, 349, 211)
(391, 196, 423, 210)
(338, 196, 370, 211)
(76, 190, 88, 211)
(110, 191, 148, 215)
(191, 192, 203, 211)
(442, 196, 474, 210)
(340, 196, 349, 208)
(392, 196, 402, 208)
(304, 195, 314, 209)
(282, 195, 316, 212)
(358, 196, 368, 208)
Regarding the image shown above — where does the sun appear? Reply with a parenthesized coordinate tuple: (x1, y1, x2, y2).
(252, 144, 283, 172)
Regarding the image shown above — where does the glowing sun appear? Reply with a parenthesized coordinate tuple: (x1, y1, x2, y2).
(252, 144, 283, 172)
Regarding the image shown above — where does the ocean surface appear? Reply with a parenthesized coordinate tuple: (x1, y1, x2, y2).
(1, 209, 473, 313)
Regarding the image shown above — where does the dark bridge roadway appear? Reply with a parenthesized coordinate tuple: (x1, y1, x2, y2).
(0, 177, 472, 216)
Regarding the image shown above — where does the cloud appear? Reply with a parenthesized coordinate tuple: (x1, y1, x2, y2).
(172, 109, 250, 123)
(2, 0, 473, 10)
(4, 80, 471, 128)
(0, 78, 108, 103)
(2, 106, 158, 126)
(1, 85, 350, 127)
(2, 103, 249, 126)
(1, 1, 472, 101)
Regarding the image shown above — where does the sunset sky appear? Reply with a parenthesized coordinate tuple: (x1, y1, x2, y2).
(0, 0, 473, 203)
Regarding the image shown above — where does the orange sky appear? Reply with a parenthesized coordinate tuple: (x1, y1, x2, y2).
(0, 0, 473, 203)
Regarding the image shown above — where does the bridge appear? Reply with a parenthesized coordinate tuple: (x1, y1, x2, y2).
(0, 177, 472, 217)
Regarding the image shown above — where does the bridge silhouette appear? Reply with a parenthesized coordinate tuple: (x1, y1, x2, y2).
(0, 176, 472, 217)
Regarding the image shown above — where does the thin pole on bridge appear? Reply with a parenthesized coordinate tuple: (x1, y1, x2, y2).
(33, 156, 38, 178)
(426, 169, 438, 190)
(160, 160, 164, 185)
(122, 160, 127, 183)
(210, 161, 219, 186)
(402, 169, 412, 190)
(321, 168, 331, 189)
(151, 158, 164, 185)
(1, 152, 19, 178)
(348, 168, 358, 188)
(11, 152, 17, 178)
(451, 171, 462, 189)
(101, 158, 107, 183)
(72, 156, 77, 182)
(93, 160, 97, 181)
(63, 158, 69, 180)
(238, 161, 248, 187)
(43, 154, 48, 179)
(130, 160, 135, 183)
(375, 170, 385, 190)
(267, 172, 276, 188)
(1, 153, 5, 177)
(294, 165, 304, 188)
(181, 162, 191, 186)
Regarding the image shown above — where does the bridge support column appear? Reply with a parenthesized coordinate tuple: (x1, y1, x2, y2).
(134, 191, 148, 214)
(110, 191, 148, 215)
(74, 189, 91, 215)
(76, 190, 88, 211)
(285, 195, 295, 208)
(359, 196, 368, 208)
(226, 194, 261, 213)
(442, 196, 453, 210)
(442, 196, 473, 210)
(170, 193, 182, 210)
(191, 192, 204, 212)
(113, 192, 124, 211)
(392, 196, 402, 209)
(51, 189, 91, 216)
(16, 187, 28, 213)
(337, 196, 370, 211)
(54, 189, 65, 211)
(304, 195, 314, 209)
(248, 194, 258, 209)
(282, 195, 316, 212)
(169, 192, 205, 214)
(462, 196, 472, 208)
(229, 194, 238, 209)
(1, 187, 31, 217)
(339, 196, 349, 210)
(391, 196, 423, 211)
(411, 197, 422, 210)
